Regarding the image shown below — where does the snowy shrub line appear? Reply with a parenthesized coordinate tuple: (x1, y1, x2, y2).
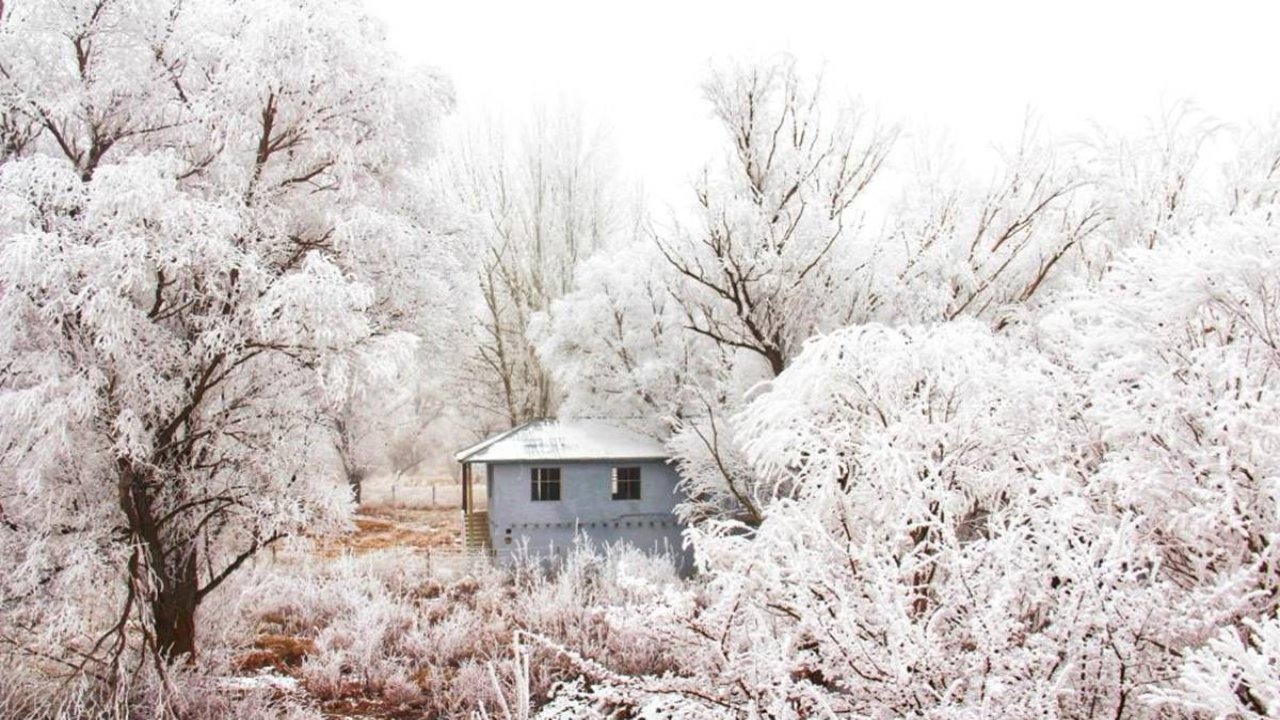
(223, 543, 686, 718)
(527, 213, 1280, 719)
(521, 56, 1280, 718)
(0, 540, 688, 718)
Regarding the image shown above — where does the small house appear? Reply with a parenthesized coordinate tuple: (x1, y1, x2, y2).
(455, 419, 689, 568)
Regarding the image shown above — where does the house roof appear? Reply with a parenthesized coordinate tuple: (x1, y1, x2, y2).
(455, 419, 669, 464)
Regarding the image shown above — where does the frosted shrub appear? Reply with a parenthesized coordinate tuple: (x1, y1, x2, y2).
(220, 544, 687, 717)
(296, 651, 346, 703)
(1154, 614, 1280, 718)
(540, 211, 1280, 718)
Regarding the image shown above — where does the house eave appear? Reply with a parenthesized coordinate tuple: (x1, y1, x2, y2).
(463, 455, 671, 465)
(453, 420, 537, 463)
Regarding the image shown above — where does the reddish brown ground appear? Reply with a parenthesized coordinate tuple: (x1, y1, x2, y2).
(318, 697, 429, 720)
(235, 504, 468, 717)
(313, 505, 463, 557)
(234, 634, 318, 673)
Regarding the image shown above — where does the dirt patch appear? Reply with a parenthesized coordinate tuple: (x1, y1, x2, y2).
(235, 505, 473, 717)
(234, 634, 317, 673)
(320, 695, 427, 720)
(314, 506, 462, 557)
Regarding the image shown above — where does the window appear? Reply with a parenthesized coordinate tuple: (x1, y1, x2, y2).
(531, 467, 561, 501)
(611, 466, 641, 500)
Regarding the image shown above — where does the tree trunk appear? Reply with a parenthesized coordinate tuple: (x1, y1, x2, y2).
(348, 468, 364, 505)
(118, 458, 202, 662)
(151, 549, 199, 660)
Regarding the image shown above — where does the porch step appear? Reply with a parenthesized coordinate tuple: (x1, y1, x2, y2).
(463, 510, 491, 553)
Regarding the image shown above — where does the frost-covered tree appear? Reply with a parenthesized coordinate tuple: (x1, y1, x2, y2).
(882, 122, 1106, 327)
(0, 0, 456, 685)
(1041, 213, 1280, 716)
(554, 321, 1121, 717)
(441, 108, 626, 432)
(329, 259, 470, 505)
(1224, 116, 1280, 223)
(535, 57, 896, 521)
(330, 348, 414, 506)
(533, 241, 733, 432)
(656, 57, 895, 378)
(1157, 615, 1280, 718)
(539, 96, 1280, 535)
(541, 204, 1280, 718)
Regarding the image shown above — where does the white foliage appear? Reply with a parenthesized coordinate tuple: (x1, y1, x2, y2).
(1156, 615, 1280, 718)
(544, 207, 1280, 718)
(0, 0, 462, 695)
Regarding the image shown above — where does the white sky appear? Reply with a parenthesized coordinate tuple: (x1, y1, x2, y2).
(365, 0, 1279, 210)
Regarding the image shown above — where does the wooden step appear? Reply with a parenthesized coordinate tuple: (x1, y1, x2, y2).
(463, 510, 492, 552)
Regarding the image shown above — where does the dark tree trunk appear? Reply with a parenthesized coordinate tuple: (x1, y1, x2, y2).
(348, 468, 365, 506)
(765, 346, 786, 377)
(118, 458, 202, 662)
(151, 549, 199, 660)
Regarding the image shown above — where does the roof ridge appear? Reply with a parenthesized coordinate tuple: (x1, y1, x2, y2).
(454, 417, 670, 464)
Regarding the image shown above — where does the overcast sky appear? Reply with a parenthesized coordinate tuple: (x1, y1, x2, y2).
(365, 0, 1279, 210)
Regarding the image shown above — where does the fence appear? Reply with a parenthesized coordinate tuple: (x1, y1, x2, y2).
(359, 475, 488, 509)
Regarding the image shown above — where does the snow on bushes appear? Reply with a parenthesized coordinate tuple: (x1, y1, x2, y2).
(218, 543, 685, 718)
(538, 214, 1280, 718)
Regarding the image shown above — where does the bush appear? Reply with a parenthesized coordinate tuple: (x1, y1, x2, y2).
(223, 543, 689, 717)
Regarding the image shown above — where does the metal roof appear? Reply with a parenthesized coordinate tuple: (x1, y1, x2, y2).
(455, 419, 669, 464)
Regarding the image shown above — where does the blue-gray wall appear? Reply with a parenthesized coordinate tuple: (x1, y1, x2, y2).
(484, 459, 689, 570)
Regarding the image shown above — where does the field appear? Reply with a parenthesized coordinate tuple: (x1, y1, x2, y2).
(312, 474, 490, 555)
(220, 474, 516, 718)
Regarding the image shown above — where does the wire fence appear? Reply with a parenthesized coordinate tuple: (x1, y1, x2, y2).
(359, 474, 487, 509)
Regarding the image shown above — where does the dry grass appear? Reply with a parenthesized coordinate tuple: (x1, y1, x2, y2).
(313, 506, 463, 557)
(235, 635, 317, 673)
(209, 536, 688, 719)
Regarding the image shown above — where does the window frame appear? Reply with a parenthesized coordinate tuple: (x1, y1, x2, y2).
(530, 466, 561, 502)
(610, 466, 642, 501)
